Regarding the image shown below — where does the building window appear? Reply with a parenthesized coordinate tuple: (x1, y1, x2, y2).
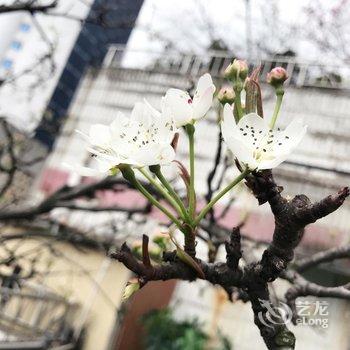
(10, 41, 22, 50)
(19, 23, 30, 32)
(2, 59, 13, 70)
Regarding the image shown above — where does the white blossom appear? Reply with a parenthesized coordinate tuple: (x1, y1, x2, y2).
(163, 73, 215, 127)
(63, 158, 114, 177)
(221, 104, 307, 170)
(76, 100, 178, 172)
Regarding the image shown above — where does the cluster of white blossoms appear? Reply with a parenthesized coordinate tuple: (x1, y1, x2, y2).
(221, 104, 307, 170)
(76, 73, 215, 173)
(76, 69, 306, 175)
(77, 101, 177, 169)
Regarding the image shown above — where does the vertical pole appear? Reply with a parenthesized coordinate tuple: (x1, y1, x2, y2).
(245, 0, 252, 59)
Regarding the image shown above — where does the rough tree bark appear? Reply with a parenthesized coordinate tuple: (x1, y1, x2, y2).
(111, 170, 349, 350)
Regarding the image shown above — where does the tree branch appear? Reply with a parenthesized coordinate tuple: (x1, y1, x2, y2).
(0, 177, 156, 221)
(284, 270, 350, 324)
(113, 169, 348, 350)
(0, 1, 57, 14)
(295, 244, 350, 272)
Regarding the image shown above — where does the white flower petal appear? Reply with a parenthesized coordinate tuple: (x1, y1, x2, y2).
(161, 102, 177, 125)
(221, 104, 241, 139)
(237, 113, 268, 135)
(157, 145, 176, 165)
(109, 112, 130, 150)
(131, 144, 175, 166)
(163, 88, 193, 127)
(110, 112, 129, 134)
(192, 86, 215, 120)
(258, 153, 289, 170)
(63, 162, 104, 177)
(222, 129, 258, 169)
(273, 120, 307, 156)
(88, 124, 111, 146)
(192, 74, 215, 120)
(96, 159, 115, 173)
(143, 98, 161, 118)
(75, 129, 91, 143)
(130, 102, 153, 126)
(157, 121, 176, 144)
(195, 73, 215, 96)
(221, 109, 257, 169)
(236, 113, 269, 150)
(86, 147, 120, 165)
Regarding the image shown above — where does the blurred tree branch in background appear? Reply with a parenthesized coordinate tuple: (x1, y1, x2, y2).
(0, 2, 350, 349)
(0, 1, 57, 14)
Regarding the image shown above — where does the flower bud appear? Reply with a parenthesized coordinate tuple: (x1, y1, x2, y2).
(224, 59, 249, 80)
(122, 278, 140, 300)
(149, 246, 162, 260)
(266, 67, 288, 87)
(217, 86, 236, 105)
(131, 240, 142, 257)
(152, 232, 170, 250)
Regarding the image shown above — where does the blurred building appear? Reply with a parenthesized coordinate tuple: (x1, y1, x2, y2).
(0, 0, 144, 146)
(0, 237, 129, 350)
(0, 1, 91, 132)
(2, 3, 350, 348)
(0, 13, 25, 62)
(35, 0, 144, 147)
(45, 45, 350, 239)
(37, 45, 350, 349)
(0, 2, 144, 349)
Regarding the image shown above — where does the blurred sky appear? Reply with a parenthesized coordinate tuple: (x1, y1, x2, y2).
(127, 0, 348, 63)
(0, 0, 349, 131)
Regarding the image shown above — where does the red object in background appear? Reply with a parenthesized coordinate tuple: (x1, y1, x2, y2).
(216, 206, 344, 250)
(96, 189, 148, 208)
(39, 167, 149, 211)
(39, 167, 69, 195)
(112, 280, 177, 350)
(39, 167, 346, 251)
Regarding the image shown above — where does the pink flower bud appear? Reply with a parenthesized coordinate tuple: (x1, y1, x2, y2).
(217, 86, 236, 105)
(267, 67, 288, 86)
(224, 59, 249, 80)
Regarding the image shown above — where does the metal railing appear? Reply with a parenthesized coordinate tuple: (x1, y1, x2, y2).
(0, 281, 79, 349)
(103, 44, 350, 90)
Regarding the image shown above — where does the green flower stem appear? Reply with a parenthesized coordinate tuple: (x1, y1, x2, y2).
(186, 124, 196, 219)
(193, 167, 250, 226)
(232, 76, 244, 121)
(120, 165, 183, 229)
(149, 165, 191, 223)
(234, 90, 244, 121)
(138, 167, 185, 220)
(269, 87, 285, 129)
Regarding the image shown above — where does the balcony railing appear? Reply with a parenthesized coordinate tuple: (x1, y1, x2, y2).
(103, 44, 350, 90)
(0, 281, 79, 349)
